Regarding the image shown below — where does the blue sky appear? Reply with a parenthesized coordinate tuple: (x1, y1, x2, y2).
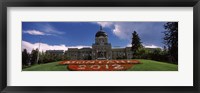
(22, 22, 167, 52)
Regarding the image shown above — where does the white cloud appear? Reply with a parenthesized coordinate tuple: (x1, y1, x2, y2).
(23, 23, 65, 36)
(113, 23, 137, 40)
(96, 22, 113, 27)
(23, 30, 46, 35)
(126, 44, 132, 47)
(94, 22, 134, 40)
(143, 44, 162, 49)
(41, 23, 64, 35)
(22, 41, 91, 53)
(113, 24, 132, 40)
(126, 43, 162, 49)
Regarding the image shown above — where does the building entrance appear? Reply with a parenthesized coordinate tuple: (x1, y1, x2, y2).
(97, 51, 106, 60)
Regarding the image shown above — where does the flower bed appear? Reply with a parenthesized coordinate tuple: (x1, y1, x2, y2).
(59, 60, 141, 71)
(68, 64, 134, 71)
(59, 60, 141, 65)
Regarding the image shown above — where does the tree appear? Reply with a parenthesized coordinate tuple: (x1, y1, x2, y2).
(22, 49, 29, 66)
(30, 48, 39, 65)
(38, 51, 45, 64)
(131, 31, 142, 58)
(43, 52, 51, 63)
(150, 48, 162, 61)
(135, 47, 149, 59)
(163, 22, 178, 64)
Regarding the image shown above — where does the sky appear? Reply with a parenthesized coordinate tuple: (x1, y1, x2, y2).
(22, 22, 167, 53)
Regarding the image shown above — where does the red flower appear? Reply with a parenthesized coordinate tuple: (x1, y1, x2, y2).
(59, 60, 141, 71)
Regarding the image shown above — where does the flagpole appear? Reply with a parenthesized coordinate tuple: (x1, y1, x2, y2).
(36, 36, 41, 64)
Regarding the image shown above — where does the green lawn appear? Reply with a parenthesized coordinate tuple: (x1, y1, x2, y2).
(128, 59, 178, 71)
(22, 59, 178, 71)
(23, 62, 69, 71)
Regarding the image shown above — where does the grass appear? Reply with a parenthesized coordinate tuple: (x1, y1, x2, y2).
(128, 59, 178, 71)
(22, 59, 178, 71)
(23, 62, 69, 71)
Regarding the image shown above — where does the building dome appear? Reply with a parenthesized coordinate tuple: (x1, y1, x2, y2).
(95, 31, 107, 37)
(95, 26, 107, 37)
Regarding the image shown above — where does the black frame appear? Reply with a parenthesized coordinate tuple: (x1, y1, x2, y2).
(0, 0, 199, 93)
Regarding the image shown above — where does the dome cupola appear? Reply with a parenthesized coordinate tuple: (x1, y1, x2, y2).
(95, 26, 107, 37)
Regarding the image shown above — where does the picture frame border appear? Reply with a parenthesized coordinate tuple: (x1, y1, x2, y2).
(0, 0, 199, 93)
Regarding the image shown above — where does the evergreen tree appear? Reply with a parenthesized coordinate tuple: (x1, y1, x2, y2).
(131, 31, 142, 58)
(30, 48, 39, 65)
(22, 49, 29, 66)
(163, 22, 178, 64)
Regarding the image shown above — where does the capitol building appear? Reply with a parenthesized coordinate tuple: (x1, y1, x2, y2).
(46, 26, 133, 60)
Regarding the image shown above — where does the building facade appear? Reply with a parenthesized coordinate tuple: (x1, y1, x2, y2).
(46, 50, 64, 55)
(65, 26, 133, 60)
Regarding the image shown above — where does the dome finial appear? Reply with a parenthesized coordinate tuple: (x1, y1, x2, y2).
(95, 26, 107, 37)
(100, 25, 103, 30)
